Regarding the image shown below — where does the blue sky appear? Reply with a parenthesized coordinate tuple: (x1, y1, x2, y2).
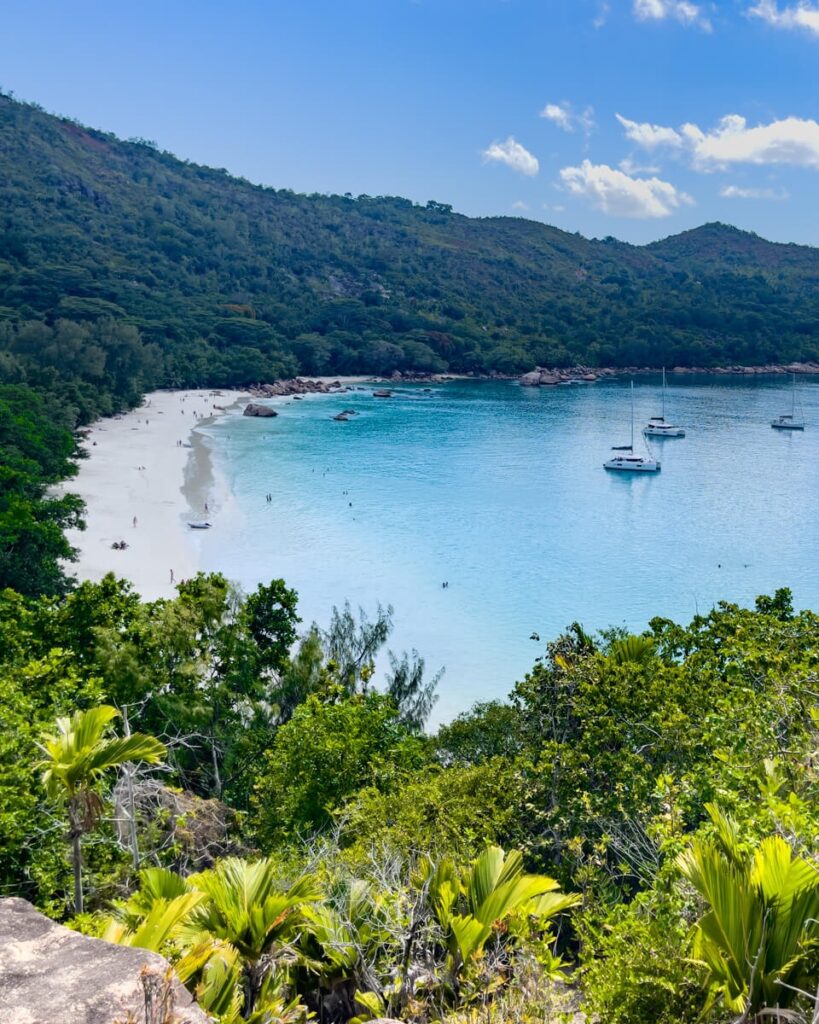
(2, 0, 819, 244)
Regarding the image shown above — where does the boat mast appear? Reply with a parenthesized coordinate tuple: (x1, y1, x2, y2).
(662, 367, 666, 420)
(630, 380, 635, 451)
(792, 373, 796, 417)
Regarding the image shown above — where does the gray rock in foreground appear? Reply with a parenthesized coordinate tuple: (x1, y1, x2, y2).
(0, 897, 210, 1024)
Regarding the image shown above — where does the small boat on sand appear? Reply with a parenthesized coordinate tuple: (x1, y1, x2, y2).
(188, 522, 212, 530)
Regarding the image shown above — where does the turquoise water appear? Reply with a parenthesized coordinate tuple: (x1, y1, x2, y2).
(196, 377, 819, 724)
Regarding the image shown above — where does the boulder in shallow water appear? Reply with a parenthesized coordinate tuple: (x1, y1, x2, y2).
(0, 897, 209, 1024)
(520, 370, 541, 386)
(243, 402, 278, 417)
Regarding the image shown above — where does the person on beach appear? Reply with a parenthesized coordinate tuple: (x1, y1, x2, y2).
(170, 569, 175, 583)
(132, 516, 137, 528)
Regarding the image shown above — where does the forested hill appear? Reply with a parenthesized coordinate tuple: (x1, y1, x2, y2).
(2, 92, 819, 399)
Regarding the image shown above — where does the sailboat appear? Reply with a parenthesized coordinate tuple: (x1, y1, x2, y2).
(604, 382, 661, 473)
(771, 374, 805, 431)
(644, 368, 685, 438)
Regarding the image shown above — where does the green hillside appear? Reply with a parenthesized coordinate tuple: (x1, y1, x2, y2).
(2, 91, 819, 401)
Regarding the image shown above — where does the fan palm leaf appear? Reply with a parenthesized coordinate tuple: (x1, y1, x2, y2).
(37, 705, 165, 913)
(678, 805, 819, 1021)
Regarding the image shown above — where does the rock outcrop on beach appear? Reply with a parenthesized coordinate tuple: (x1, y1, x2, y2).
(0, 897, 209, 1024)
(669, 361, 819, 375)
(249, 378, 350, 398)
(519, 361, 819, 387)
(520, 366, 607, 386)
(243, 402, 279, 417)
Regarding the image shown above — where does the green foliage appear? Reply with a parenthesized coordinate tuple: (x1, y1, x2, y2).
(14, 571, 301, 804)
(512, 593, 819, 881)
(679, 804, 819, 1021)
(38, 706, 165, 803)
(0, 384, 84, 596)
(3, 92, 819, 396)
(37, 705, 165, 912)
(338, 759, 526, 863)
(321, 600, 394, 691)
(251, 693, 429, 845)
(605, 633, 655, 665)
(577, 891, 704, 1024)
(435, 700, 523, 766)
(104, 843, 576, 1024)
(384, 648, 441, 730)
(8, 563, 819, 1023)
(426, 845, 577, 965)
(108, 859, 318, 1021)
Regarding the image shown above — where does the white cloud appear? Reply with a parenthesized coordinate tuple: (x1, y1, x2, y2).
(540, 103, 574, 132)
(720, 184, 790, 199)
(684, 114, 819, 169)
(618, 111, 819, 170)
(511, 200, 529, 210)
(748, 1, 819, 36)
(633, 0, 712, 30)
(594, 1, 610, 27)
(616, 113, 684, 149)
(619, 156, 662, 174)
(482, 137, 539, 176)
(540, 102, 595, 136)
(559, 160, 694, 218)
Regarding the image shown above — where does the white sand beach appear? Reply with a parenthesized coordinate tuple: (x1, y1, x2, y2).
(58, 389, 248, 600)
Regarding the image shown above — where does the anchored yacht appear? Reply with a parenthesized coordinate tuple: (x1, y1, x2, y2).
(771, 374, 805, 431)
(605, 382, 661, 473)
(644, 368, 685, 438)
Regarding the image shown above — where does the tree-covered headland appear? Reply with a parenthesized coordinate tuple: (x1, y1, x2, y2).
(2, 89, 819, 390)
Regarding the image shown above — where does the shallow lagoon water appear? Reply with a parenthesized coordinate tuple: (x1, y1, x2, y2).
(194, 376, 819, 724)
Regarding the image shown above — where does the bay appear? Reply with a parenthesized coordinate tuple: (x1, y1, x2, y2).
(194, 376, 819, 724)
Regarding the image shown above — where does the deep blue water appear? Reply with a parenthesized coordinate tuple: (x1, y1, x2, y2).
(194, 376, 819, 723)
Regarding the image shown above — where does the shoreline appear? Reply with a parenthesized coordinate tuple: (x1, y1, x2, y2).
(59, 366, 819, 601)
(58, 378, 375, 601)
(59, 388, 248, 600)
(519, 361, 819, 387)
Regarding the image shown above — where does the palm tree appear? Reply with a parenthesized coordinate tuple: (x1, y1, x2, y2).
(104, 859, 319, 1020)
(606, 634, 655, 666)
(423, 845, 579, 997)
(104, 866, 205, 951)
(678, 804, 819, 1022)
(184, 857, 321, 1016)
(38, 705, 165, 914)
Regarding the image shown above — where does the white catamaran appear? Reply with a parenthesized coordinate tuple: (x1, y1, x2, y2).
(604, 381, 661, 473)
(644, 368, 685, 438)
(771, 374, 805, 431)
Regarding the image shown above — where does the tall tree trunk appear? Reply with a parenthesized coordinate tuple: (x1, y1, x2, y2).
(72, 832, 83, 914)
(122, 707, 140, 869)
(211, 734, 222, 800)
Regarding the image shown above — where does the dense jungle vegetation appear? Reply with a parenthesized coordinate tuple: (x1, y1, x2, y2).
(4, 89, 819, 1023)
(4, 573, 819, 1024)
(2, 89, 819, 395)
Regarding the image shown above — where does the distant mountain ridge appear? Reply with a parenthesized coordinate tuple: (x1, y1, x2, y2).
(1, 92, 818, 385)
